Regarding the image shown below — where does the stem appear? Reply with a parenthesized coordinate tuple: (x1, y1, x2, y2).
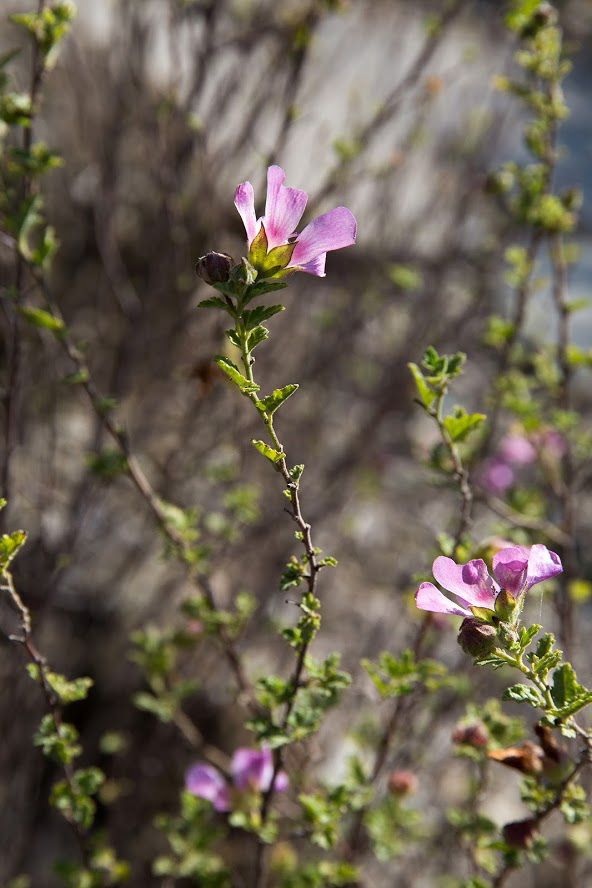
(432, 388, 473, 556)
(2, 568, 93, 868)
(550, 230, 576, 656)
(234, 313, 321, 888)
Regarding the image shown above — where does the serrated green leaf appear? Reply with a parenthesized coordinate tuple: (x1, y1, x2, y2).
(251, 439, 284, 464)
(534, 633, 554, 659)
(242, 304, 285, 330)
(225, 328, 241, 348)
(19, 305, 64, 334)
(550, 663, 579, 709)
(444, 407, 486, 442)
(502, 683, 545, 708)
(197, 296, 232, 312)
(214, 356, 259, 394)
(260, 384, 298, 415)
(245, 279, 288, 300)
(408, 362, 435, 409)
(247, 325, 269, 351)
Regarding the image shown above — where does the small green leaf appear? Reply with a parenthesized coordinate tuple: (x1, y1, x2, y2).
(247, 325, 269, 351)
(444, 406, 486, 442)
(408, 362, 435, 409)
(214, 356, 259, 394)
(260, 384, 299, 415)
(19, 306, 64, 334)
(550, 663, 578, 709)
(0, 529, 27, 569)
(242, 304, 285, 330)
(245, 279, 288, 300)
(251, 439, 284, 464)
(502, 683, 545, 708)
(225, 328, 241, 348)
(197, 296, 233, 312)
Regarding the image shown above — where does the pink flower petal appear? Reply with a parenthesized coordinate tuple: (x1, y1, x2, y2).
(185, 763, 230, 812)
(526, 544, 562, 589)
(290, 207, 357, 267)
(415, 582, 471, 617)
(263, 165, 308, 250)
(492, 546, 529, 595)
(234, 180, 258, 245)
(231, 746, 273, 792)
(432, 556, 497, 609)
(296, 253, 326, 277)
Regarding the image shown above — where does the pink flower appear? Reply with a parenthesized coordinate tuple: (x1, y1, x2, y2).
(415, 545, 562, 618)
(234, 165, 356, 277)
(185, 745, 288, 811)
(498, 434, 537, 466)
(185, 763, 231, 812)
(480, 458, 515, 494)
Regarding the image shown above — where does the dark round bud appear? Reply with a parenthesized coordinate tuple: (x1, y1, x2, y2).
(452, 721, 488, 748)
(457, 618, 497, 658)
(502, 818, 539, 849)
(387, 769, 417, 796)
(196, 251, 233, 285)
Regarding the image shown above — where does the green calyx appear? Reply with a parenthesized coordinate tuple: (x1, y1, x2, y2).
(247, 223, 297, 278)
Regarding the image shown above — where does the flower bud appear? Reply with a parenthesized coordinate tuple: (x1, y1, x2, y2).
(196, 251, 233, 285)
(452, 721, 488, 748)
(387, 769, 417, 796)
(457, 618, 497, 658)
(494, 588, 518, 622)
(502, 818, 539, 849)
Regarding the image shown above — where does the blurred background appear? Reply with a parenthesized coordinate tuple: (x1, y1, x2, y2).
(1, 0, 592, 885)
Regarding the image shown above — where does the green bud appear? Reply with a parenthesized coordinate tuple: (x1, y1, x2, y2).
(457, 618, 497, 658)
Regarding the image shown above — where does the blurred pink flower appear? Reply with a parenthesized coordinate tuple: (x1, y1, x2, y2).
(234, 165, 356, 276)
(415, 545, 562, 617)
(498, 434, 536, 465)
(480, 458, 515, 494)
(185, 745, 288, 811)
(185, 763, 230, 812)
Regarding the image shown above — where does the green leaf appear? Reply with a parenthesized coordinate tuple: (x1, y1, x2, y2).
(407, 362, 435, 409)
(214, 356, 259, 394)
(260, 384, 299, 415)
(505, 0, 543, 32)
(550, 663, 578, 709)
(0, 529, 27, 569)
(251, 439, 284, 464)
(19, 306, 63, 334)
(245, 279, 288, 300)
(247, 325, 269, 351)
(86, 449, 128, 480)
(225, 328, 241, 348)
(242, 304, 285, 330)
(387, 263, 422, 291)
(197, 296, 233, 312)
(444, 406, 486, 442)
(502, 683, 545, 708)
